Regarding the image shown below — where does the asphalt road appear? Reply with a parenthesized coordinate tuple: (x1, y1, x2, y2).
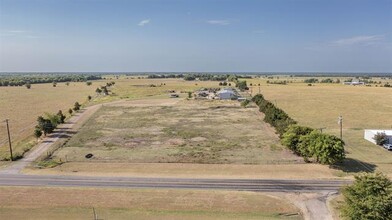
(0, 174, 351, 192)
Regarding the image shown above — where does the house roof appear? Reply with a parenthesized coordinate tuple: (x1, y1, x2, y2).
(217, 88, 236, 94)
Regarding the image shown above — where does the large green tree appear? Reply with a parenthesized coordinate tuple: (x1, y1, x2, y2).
(341, 172, 392, 220)
(36, 116, 56, 136)
(298, 131, 345, 164)
(281, 125, 314, 154)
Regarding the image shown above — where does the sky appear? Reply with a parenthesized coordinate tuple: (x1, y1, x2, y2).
(0, 0, 391, 72)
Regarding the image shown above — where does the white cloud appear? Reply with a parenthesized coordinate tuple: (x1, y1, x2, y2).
(207, 20, 230, 25)
(138, 19, 150, 26)
(332, 35, 385, 46)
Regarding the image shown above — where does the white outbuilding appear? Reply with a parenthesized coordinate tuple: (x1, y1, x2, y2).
(217, 88, 238, 100)
(364, 129, 392, 144)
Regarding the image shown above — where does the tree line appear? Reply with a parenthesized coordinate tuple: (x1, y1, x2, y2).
(0, 75, 102, 87)
(34, 102, 82, 139)
(252, 94, 345, 165)
(147, 73, 252, 82)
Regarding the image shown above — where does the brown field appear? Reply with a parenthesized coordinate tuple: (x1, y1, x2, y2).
(3, 76, 391, 178)
(0, 78, 221, 160)
(0, 81, 104, 159)
(0, 186, 301, 220)
(87, 77, 220, 104)
(247, 77, 392, 176)
(50, 98, 301, 164)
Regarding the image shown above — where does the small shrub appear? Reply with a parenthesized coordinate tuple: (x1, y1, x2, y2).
(373, 132, 387, 145)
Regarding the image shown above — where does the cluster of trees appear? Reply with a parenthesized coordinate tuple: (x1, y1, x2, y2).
(282, 125, 345, 164)
(252, 94, 345, 165)
(341, 172, 392, 220)
(147, 74, 184, 79)
(0, 74, 102, 87)
(218, 82, 232, 86)
(95, 82, 115, 95)
(235, 80, 248, 91)
(303, 78, 340, 84)
(183, 74, 229, 81)
(266, 80, 289, 85)
(252, 94, 296, 136)
(168, 73, 253, 82)
(226, 75, 248, 91)
(34, 102, 81, 139)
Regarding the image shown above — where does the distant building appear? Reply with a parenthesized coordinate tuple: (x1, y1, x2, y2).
(217, 88, 238, 100)
(364, 129, 392, 144)
(343, 79, 365, 85)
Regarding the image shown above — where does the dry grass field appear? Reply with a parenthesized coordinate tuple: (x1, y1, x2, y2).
(88, 77, 220, 104)
(0, 82, 104, 159)
(0, 78, 221, 160)
(51, 99, 301, 164)
(247, 77, 392, 176)
(0, 186, 301, 220)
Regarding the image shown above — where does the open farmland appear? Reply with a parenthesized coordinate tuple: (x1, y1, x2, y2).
(87, 77, 221, 104)
(51, 98, 301, 164)
(0, 187, 301, 220)
(0, 81, 103, 159)
(247, 77, 392, 176)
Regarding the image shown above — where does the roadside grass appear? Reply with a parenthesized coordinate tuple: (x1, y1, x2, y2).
(247, 80, 392, 176)
(0, 187, 302, 220)
(328, 194, 344, 220)
(26, 162, 342, 179)
(51, 99, 301, 164)
(0, 81, 104, 159)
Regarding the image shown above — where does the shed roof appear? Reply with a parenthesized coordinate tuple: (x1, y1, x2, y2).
(365, 130, 392, 136)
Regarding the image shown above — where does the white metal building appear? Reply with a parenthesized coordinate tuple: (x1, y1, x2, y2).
(217, 88, 238, 100)
(364, 129, 392, 144)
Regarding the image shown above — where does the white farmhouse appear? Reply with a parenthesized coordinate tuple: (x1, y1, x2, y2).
(364, 129, 392, 144)
(217, 88, 238, 100)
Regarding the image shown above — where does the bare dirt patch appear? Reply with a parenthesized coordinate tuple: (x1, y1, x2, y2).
(48, 99, 302, 165)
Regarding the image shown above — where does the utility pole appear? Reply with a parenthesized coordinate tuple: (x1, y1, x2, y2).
(5, 119, 13, 161)
(338, 115, 343, 140)
(92, 207, 97, 220)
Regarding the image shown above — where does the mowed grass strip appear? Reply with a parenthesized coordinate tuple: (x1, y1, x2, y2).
(0, 187, 301, 220)
(52, 99, 301, 164)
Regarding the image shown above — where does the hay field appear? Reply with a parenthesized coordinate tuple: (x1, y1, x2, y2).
(0, 187, 301, 220)
(87, 77, 220, 104)
(247, 78, 392, 175)
(51, 99, 301, 164)
(0, 82, 103, 158)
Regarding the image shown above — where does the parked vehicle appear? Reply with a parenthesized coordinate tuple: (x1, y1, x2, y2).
(383, 143, 392, 151)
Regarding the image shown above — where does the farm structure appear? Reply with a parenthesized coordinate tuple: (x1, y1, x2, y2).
(217, 88, 239, 100)
(194, 88, 240, 100)
(364, 129, 392, 144)
(343, 79, 365, 86)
